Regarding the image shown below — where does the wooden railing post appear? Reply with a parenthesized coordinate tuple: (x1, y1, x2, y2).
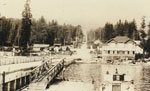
(2, 71, 5, 91)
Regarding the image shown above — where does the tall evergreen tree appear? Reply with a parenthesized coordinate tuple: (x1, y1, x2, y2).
(103, 23, 114, 41)
(140, 16, 147, 59)
(19, 0, 32, 49)
(123, 20, 129, 36)
(145, 22, 150, 56)
(148, 22, 150, 38)
(115, 20, 124, 36)
(128, 20, 137, 39)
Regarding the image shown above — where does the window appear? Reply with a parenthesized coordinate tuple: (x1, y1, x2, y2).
(113, 75, 120, 81)
(113, 51, 115, 54)
(120, 75, 124, 81)
(108, 50, 110, 54)
(113, 75, 124, 81)
(128, 51, 129, 54)
(133, 51, 135, 54)
(117, 51, 119, 54)
(113, 75, 117, 81)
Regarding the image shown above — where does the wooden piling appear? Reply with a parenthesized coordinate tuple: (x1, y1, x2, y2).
(2, 71, 5, 91)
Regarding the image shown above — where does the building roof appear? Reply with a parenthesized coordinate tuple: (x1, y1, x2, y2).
(33, 44, 49, 48)
(54, 43, 61, 45)
(107, 36, 135, 43)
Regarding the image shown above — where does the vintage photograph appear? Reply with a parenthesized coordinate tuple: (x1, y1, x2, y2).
(0, 0, 150, 91)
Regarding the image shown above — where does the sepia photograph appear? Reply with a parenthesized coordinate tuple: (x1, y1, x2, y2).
(0, 0, 150, 91)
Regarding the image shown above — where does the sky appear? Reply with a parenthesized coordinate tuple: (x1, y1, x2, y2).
(1, 0, 150, 32)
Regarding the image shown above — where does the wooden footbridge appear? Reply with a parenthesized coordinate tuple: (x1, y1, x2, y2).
(1, 58, 65, 91)
(25, 58, 64, 91)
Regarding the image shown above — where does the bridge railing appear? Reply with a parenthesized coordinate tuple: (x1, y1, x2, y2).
(30, 58, 64, 84)
(30, 58, 52, 82)
(46, 59, 64, 83)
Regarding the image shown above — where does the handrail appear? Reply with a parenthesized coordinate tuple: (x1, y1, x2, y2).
(30, 58, 64, 83)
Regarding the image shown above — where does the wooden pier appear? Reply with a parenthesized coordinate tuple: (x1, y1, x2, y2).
(0, 58, 64, 91)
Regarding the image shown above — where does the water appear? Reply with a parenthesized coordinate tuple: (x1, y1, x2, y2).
(48, 62, 102, 91)
(49, 62, 150, 91)
(135, 65, 150, 91)
(63, 63, 101, 84)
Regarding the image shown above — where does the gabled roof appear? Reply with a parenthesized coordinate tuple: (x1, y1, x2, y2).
(107, 36, 135, 43)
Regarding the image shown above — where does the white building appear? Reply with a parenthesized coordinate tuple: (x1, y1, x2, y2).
(33, 44, 49, 51)
(31, 44, 50, 56)
(100, 36, 143, 61)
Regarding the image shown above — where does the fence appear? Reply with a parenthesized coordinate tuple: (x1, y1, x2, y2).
(0, 56, 44, 66)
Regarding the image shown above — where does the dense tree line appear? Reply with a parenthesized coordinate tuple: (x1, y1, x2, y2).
(0, 17, 21, 46)
(0, 16, 83, 46)
(87, 19, 140, 43)
(0, 0, 83, 50)
(30, 17, 84, 46)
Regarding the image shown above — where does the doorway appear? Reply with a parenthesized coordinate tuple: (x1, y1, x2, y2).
(112, 84, 121, 91)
